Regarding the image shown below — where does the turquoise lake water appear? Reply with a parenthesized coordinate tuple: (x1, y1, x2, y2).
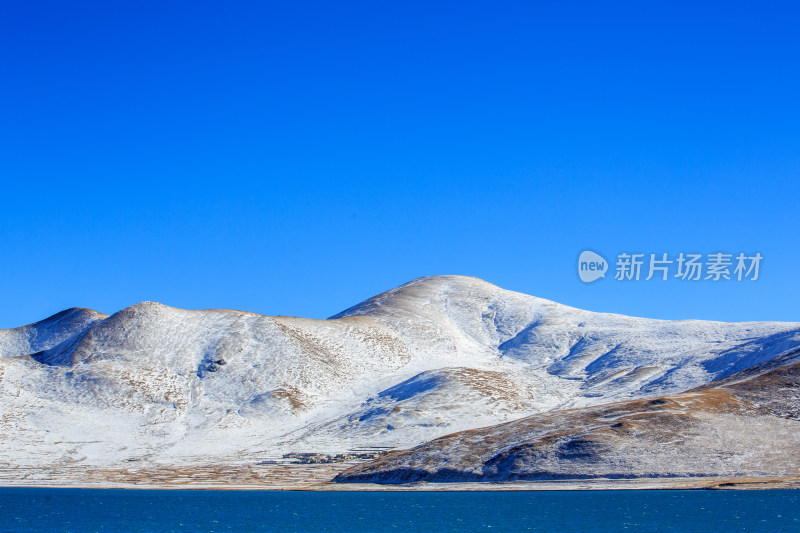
(0, 488, 797, 532)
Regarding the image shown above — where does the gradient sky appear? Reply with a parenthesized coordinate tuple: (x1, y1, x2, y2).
(2, 1, 799, 328)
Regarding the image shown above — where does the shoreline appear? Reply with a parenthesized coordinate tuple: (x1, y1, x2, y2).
(2, 461, 797, 491)
(1, 476, 798, 491)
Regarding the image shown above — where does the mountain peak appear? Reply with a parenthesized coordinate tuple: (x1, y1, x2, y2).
(330, 274, 532, 320)
(0, 306, 108, 358)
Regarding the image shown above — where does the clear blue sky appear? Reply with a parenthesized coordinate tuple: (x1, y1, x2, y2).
(2, 1, 799, 327)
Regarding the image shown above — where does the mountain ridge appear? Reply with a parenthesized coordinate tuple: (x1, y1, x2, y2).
(0, 275, 797, 481)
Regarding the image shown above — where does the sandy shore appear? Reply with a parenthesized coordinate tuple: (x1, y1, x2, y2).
(0, 463, 798, 491)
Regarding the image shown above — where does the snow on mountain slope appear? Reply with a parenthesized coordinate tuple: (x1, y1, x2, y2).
(332, 276, 800, 405)
(0, 304, 413, 466)
(0, 275, 798, 471)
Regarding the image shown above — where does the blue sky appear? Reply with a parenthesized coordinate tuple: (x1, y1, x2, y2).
(1, 1, 799, 327)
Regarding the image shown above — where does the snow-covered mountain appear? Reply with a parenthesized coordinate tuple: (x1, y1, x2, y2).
(1, 275, 798, 473)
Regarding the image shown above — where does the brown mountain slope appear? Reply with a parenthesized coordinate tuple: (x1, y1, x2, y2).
(335, 356, 800, 483)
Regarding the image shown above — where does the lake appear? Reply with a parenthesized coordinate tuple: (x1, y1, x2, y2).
(0, 488, 797, 532)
